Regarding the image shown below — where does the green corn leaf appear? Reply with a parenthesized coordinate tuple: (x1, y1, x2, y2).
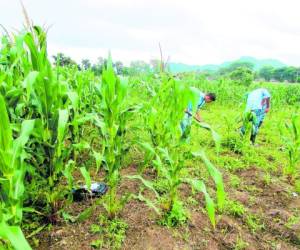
(61, 211, 76, 223)
(0, 222, 31, 250)
(67, 91, 79, 110)
(125, 175, 159, 198)
(57, 109, 69, 157)
(80, 167, 91, 190)
(63, 160, 75, 189)
(192, 151, 226, 210)
(152, 154, 170, 180)
(26, 224, 47, 239)
(157, 147, 173, 165)
(22, 71, 39, 102)
(185, 178, 216, 228)
(0, 94, 12, 151)
(11, 120, 35, 176)
(92, 150, 103, 173)
(72, 141, 90, 150)
(291, 115, 299, 140)
(76, 206, 93, 222)
(11, 169, 25, 220)
(23, 207, 44, 216)
(75, 113, 96, 126)
(13, 119, 35, 153)
(133, 192, 161, 215)
(117, 77, 128, 103)
(24, 32, 39, 70)
(194, 122, 221, 152)
(138, 141, 156, 156)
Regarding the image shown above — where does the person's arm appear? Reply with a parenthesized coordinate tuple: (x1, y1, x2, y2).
(265, 97, 270, 113)
(195, 110, 203, 122)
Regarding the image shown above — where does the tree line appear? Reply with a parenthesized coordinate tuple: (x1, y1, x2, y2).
(52, 53, 300, 84)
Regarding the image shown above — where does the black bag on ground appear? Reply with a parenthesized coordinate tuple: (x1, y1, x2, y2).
(72, 182, 108, 201)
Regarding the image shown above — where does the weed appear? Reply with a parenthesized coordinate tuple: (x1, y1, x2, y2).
(285, 215, 300, 229)
(223, 199, 245, 217)
(263, 172, 272, 186)
(90, 215, 128, 249)
(229, 175, 241, 188)
(246, 214, 265, 233)
(234, 235, 249, 250)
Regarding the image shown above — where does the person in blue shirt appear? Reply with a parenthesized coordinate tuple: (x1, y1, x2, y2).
(240, 88, 271, 144)
(180, 92, 216, 137)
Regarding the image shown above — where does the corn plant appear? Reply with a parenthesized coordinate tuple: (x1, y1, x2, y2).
(0, 26, 76, 223)
(0, 95, 33, 250)
(20, 27, 72, 221)
(95, 54, 134, 219)
(280, 114, 300, 182)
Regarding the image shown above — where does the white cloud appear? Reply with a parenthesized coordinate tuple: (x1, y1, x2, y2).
(1, 0, 300, 65)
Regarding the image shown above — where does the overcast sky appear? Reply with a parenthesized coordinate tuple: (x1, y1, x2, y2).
(1, 0, 300, 65)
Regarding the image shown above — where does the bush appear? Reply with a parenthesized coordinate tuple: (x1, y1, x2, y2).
(229, 67, 254, 86)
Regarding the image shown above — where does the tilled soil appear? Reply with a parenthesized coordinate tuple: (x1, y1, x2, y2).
(35, 165, 300, 250)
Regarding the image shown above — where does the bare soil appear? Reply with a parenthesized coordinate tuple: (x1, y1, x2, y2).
(34, 165, 300, 250)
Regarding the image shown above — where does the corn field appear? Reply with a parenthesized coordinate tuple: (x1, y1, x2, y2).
(1, 26, 300, 250)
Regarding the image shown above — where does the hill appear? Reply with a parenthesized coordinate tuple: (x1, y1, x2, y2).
(169, 56, 287, 73)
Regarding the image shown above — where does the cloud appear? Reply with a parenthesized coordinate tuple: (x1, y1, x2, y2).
(1, 0, 300, 65)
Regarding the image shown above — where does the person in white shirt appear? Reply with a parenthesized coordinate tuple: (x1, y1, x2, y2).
(240, 88, 271, 144)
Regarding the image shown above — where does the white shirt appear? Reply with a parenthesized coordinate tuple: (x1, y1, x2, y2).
(246, 88, 271, 111)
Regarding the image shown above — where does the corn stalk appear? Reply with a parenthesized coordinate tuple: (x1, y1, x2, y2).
(95, 54, 134, 219)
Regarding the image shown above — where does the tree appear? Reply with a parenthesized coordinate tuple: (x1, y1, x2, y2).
(115, 61, 124, 75)
(273, 67, 288, 82)
(219, 61, 255, 75)
(229, 67, 254, 86)
(284, 67, 299, 83)
(229, 61, 254, 71)
(81, 59, 91, 70)
(91, 64, 102, 75)
(52, 53, 77, 67)
(259, 66, 275, 81)
(129, 60, 151, 75)
(150, 59, 161, 73)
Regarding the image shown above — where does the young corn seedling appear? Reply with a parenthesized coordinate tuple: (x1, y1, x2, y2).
(280, 114, 300, 182)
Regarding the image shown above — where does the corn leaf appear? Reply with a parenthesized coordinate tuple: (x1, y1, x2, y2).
(0, 94, 12, 151)
(125, 175, 159, 198)
(185, 178, 216, 228)
(192, 151, 225, 210)
(57, 109, 69, 157)
(80, 167, 91, 190)
(0, 222, 31, 250)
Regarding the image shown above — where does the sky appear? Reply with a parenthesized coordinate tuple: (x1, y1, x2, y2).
(1, 0, 300, 66)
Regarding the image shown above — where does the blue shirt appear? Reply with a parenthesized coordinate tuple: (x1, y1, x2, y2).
(246, 88, 271, 111)
(187, 92, 205, 116)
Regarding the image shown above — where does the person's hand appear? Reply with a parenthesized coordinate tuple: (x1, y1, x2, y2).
(184, 109, 190, 115)
(265, 108, 270, 113)
(195, 114, 203, 122)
